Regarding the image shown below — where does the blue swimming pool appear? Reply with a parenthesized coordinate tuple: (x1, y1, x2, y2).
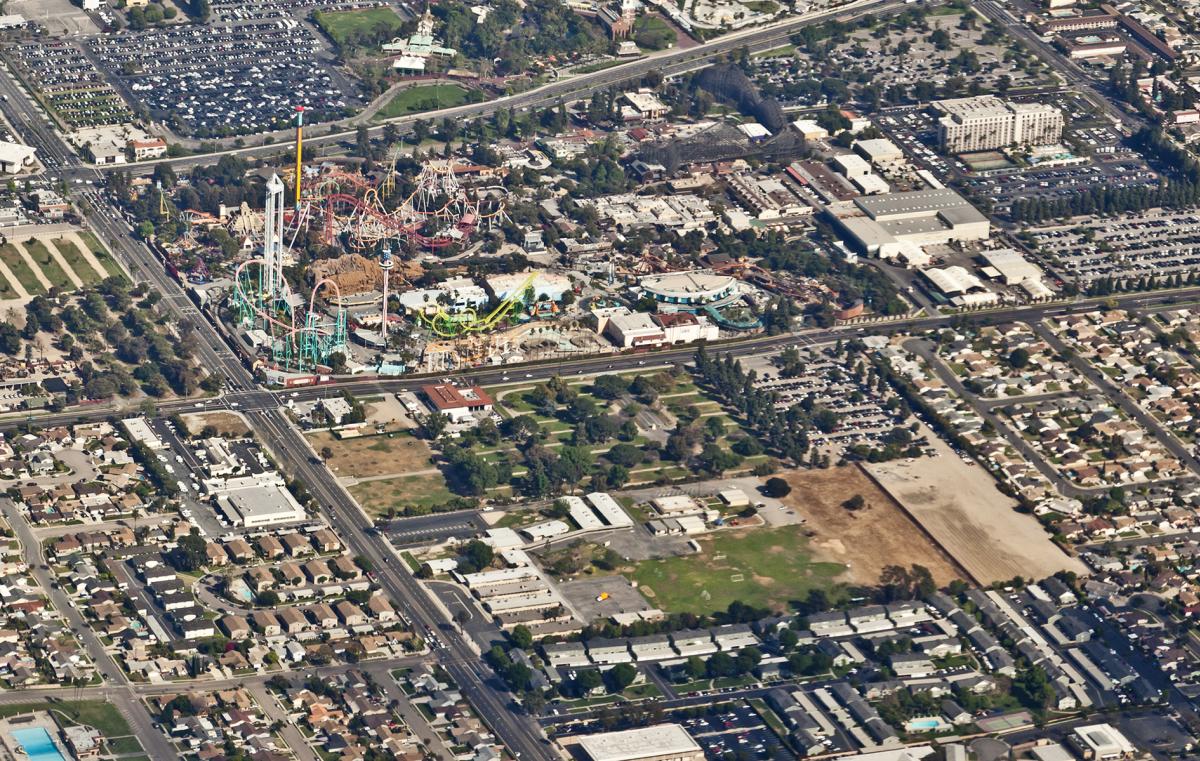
(906, 718, 942, 731)
(11, 727, 65, 761)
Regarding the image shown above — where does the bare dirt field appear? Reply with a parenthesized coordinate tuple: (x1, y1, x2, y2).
(779, 465, 962, 587)
(865, 425, 1087, 584)
(307, 430, 435, 479)
(180, 412, 250, 437)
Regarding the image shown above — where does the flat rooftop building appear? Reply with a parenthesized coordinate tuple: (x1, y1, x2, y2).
(575, 724, 704, 761)
(830, 188, 990, 259)
(215, 483, 307, 528)
(421, 384, 494, 422)
(935, 95, 1064, 154)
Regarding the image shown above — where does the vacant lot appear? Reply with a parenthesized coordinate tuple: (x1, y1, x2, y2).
(309, 430, 434, 480)
(632, 525, 844, 616)
(181, 411, 249, 437)
(349, 472, 454, 517)
(779, 465, 962, 586)
(866, 425, 1087, 584)
(314, 6, 403, 48)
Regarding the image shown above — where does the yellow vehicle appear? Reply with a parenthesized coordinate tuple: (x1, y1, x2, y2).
(596, 592, 610, 602)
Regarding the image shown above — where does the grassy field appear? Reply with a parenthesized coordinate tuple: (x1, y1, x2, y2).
(0, 243, 44, 295)
(76, 231, 125, 279)
(633, 15, 675, 50)
(309, 430, 435, 480)
(373, 84, 473, 121)
(0, 700, 132, 736)
(314, 6, 404, 48)
(349, 472, 455, 516)
(632, 525, 844, 615)
(23, 239, 72, 289)
(52, 237, 104, 285)
(0, 266, 14, 298)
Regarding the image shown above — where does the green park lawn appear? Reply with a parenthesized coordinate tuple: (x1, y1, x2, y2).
(76, 232, 125, 279)
(24, 239, 72, 289)
(373, 84, 474, 121)
(313, 7, 404, 48)
(0, 700, 131, 737)
(0, 244, 44, 294)
(53, 238, 105, 284)
(632, 525, 844, 616)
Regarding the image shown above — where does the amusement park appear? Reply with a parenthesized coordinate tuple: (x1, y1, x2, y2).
(227, 109, 538, 376)
(177, 106, 810, 381)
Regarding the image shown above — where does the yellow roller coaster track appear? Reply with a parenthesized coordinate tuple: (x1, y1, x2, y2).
(418, 272, 538, 338)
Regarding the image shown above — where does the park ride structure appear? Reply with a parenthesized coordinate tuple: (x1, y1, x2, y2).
(295, 152, 510, 252)
(417, 271, 539, 338)
(231, 173, 349, 371)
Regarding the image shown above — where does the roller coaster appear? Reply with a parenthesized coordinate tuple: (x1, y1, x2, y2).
(417, 272, 537, 338)
(232, 174, 349, 372)
(296, 153, 509, 251)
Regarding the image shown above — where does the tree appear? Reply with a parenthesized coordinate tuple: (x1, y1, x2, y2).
(591, 375, 630, 399)
(695, 443, 741, 476)
(575, 669, 603, 693)
(763, 477, 791, 498)
(605, 443, 643, 468)
(319, 446, 333, 462)
(1008, 347, 1031, 369)
(417, 412, 449, 440)
(1013, 665, 1055, 711)
(605, 662, 638, 692)
(459, 539, 495, 573)
(510, 625, 534, 650)
(167, 533, 208, 572)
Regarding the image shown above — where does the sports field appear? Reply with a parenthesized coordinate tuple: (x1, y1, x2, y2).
(632, 525, 844, 616)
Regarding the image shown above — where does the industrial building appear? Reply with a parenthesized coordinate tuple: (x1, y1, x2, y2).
(485, 271, 572, 303)
(0, 141, 35, 174)
(854, 138, 906, 169)
(935, 95, 1064, 154)
(921, 266, 998, 307)
(828, 188, 990, 260)
(600, 308, 719, 348)
(573, 724, 705, 761)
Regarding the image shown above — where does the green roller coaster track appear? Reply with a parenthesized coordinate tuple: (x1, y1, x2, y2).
(418, 272, 538, 338)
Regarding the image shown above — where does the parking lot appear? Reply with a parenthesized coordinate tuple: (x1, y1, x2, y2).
(743, 345, 921, 459)
(208, 0, 394, 22)
(1028, 209, 1200, 285)
(4, 39, 132, 128)
(85, 16, 360, 137)
(750, 8, 1048, 110)
(681, 702, 795, 761)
